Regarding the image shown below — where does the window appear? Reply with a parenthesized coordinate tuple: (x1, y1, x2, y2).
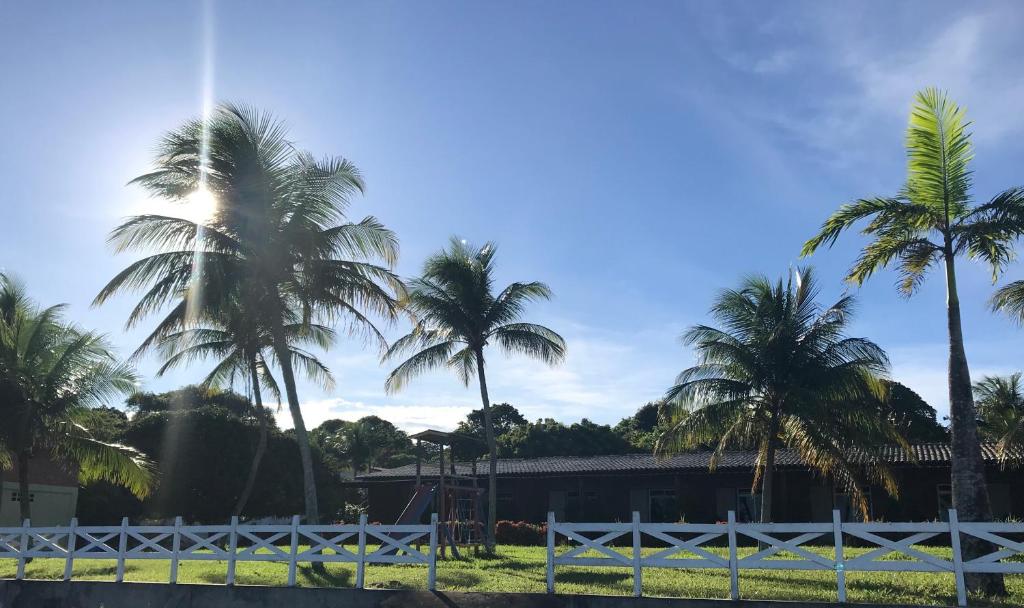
(736, 490, 761, 522)
(649, 489, 678, 522)
(937, 484, 953, 521)
(9, 491, 33, 503)
(834, 488, 872, 522)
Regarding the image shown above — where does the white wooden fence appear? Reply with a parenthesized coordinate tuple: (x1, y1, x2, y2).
(547, 510, 1024, 606)
(0, 513, 438, 589)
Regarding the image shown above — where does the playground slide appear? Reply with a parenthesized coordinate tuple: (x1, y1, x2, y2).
(395, 484, 436, 524)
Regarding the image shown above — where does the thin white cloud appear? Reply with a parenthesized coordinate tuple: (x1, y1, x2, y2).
(688, 5, 1024, 173)
(276, 321, 686, 433)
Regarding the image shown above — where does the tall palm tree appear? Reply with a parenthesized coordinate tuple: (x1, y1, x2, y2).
(973, 374, 1024, 467)
(147, 307, 335, 516)
(384, 238, 566, 552)
(657, 268, 901, 522)
(0, 274, 154, 520)
(801, 89, 1024, 594)
(95, 104, 404, 523)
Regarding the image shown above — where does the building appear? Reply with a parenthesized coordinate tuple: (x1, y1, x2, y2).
(0, 456, 79, 526)
(358, 443, 1024, 524)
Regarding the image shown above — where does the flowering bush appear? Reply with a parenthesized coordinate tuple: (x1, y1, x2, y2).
(495, 520, 546, 545)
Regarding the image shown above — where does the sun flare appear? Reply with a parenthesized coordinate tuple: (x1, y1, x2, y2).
(185, 186, 218, 225)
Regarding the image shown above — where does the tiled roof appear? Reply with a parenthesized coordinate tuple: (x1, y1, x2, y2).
(358, 443, 1012, 480)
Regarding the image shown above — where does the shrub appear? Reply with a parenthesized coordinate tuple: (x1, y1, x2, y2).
(495, 520, 546, 545)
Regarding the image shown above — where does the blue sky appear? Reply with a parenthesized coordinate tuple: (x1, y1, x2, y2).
(2, 1, 1024, 433)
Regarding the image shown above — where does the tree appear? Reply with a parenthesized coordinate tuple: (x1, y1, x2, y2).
(315, 416, 414, 474)
(120, 406, 341, 522)
(658, 268, 901, 523)
(145, 306, 335, 516)
(801, 89, 1024, 595)
(880, 381, 948, 443)
(384, 238, 566, 552)
(614, 402, 672, 452)
(501, 418, 633, 458)
(94, 104, 404, 523)
(127, 385, 254, 416)
(973, 374, 1024, 467)
(453, 403, 526, 460)
(0, 274, 154, 520)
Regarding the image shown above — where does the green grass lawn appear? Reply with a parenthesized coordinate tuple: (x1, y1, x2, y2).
(2, 544, 1022, 606)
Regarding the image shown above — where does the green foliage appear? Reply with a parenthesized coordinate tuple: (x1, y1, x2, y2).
(500, 418, 633, 458)
(127, 385, 261, 419)
(659, 267, 903, 518)
(115, 407, 342, 522)
(311, 416, 414, 475)
(95, 104, 406, 522)
(802, 89, 1024, 294)
(0, 273, 155, 506)
(879, 380, 948, 443)
(453, 403, 526, 459)
(973, 373, 1024, 466)
(613, 401, 674, 451)
(384, 238, 566, 393)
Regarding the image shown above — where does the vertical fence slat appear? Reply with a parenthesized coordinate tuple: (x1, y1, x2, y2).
(16, 519, 29, 580)
(428, 512, 438, 591)
(356, 514, 367, 589)
(948, 509, 967, 607)
(546, 511, 556, 594)
(727, 511, 739, 600)
(832, 509, 846, 603)
(115, 516, 129, 583)
(63, 518, 77, 581)
(226, 516, 239, 586)
(631, 511, 642, 597)
(170, 516, 182, 584)
(287, 515, 300, 587)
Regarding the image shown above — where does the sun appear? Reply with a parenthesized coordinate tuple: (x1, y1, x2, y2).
(184, 186, 218, 225)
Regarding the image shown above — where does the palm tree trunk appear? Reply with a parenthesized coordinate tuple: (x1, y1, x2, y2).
(17, 450, 31, 522)
(474, 349, 498, 554)
(233, 357, 269, 517)
(270, 328, 320, 525)
(944, 252, 1005, 595)
(759, 442, 776, 524)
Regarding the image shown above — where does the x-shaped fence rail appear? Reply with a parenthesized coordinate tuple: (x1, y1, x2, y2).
(547, 509, 1024, 606)
(0, 513, 438, 590)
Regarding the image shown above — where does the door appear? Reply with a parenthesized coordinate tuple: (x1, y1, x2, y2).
(549, 490, 567, 521)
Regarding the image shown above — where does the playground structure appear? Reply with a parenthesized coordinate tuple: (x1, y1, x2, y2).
(393, 429, 484, 558)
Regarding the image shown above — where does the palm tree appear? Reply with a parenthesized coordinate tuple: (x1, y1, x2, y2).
(801, 89, 1024, 595)
(94, 104, 404, 523)
(657, 268, 901, 523)
(384, 238, 566, 552)
(0, 274, 154, 521)
(147, 306, 335, 516)
(973, 374, 1024, 467)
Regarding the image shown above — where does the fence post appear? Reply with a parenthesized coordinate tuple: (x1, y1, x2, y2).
(428, 513, 438, 591)
(948, 509, 967, 607)
(546, 511, 556, 594)
(727, 511, 739, 600)
(632, 511, 642, 597)
(115, 516, 129, 583)
(356, 514, 368, 589)
(226, 516, 239, 586)
(16, 519, 29, 580)
(63, 518, 78, 581)
(170, 516, 182, 584)
(287, 515, 300, 587)
(832, 509, 846, 603)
